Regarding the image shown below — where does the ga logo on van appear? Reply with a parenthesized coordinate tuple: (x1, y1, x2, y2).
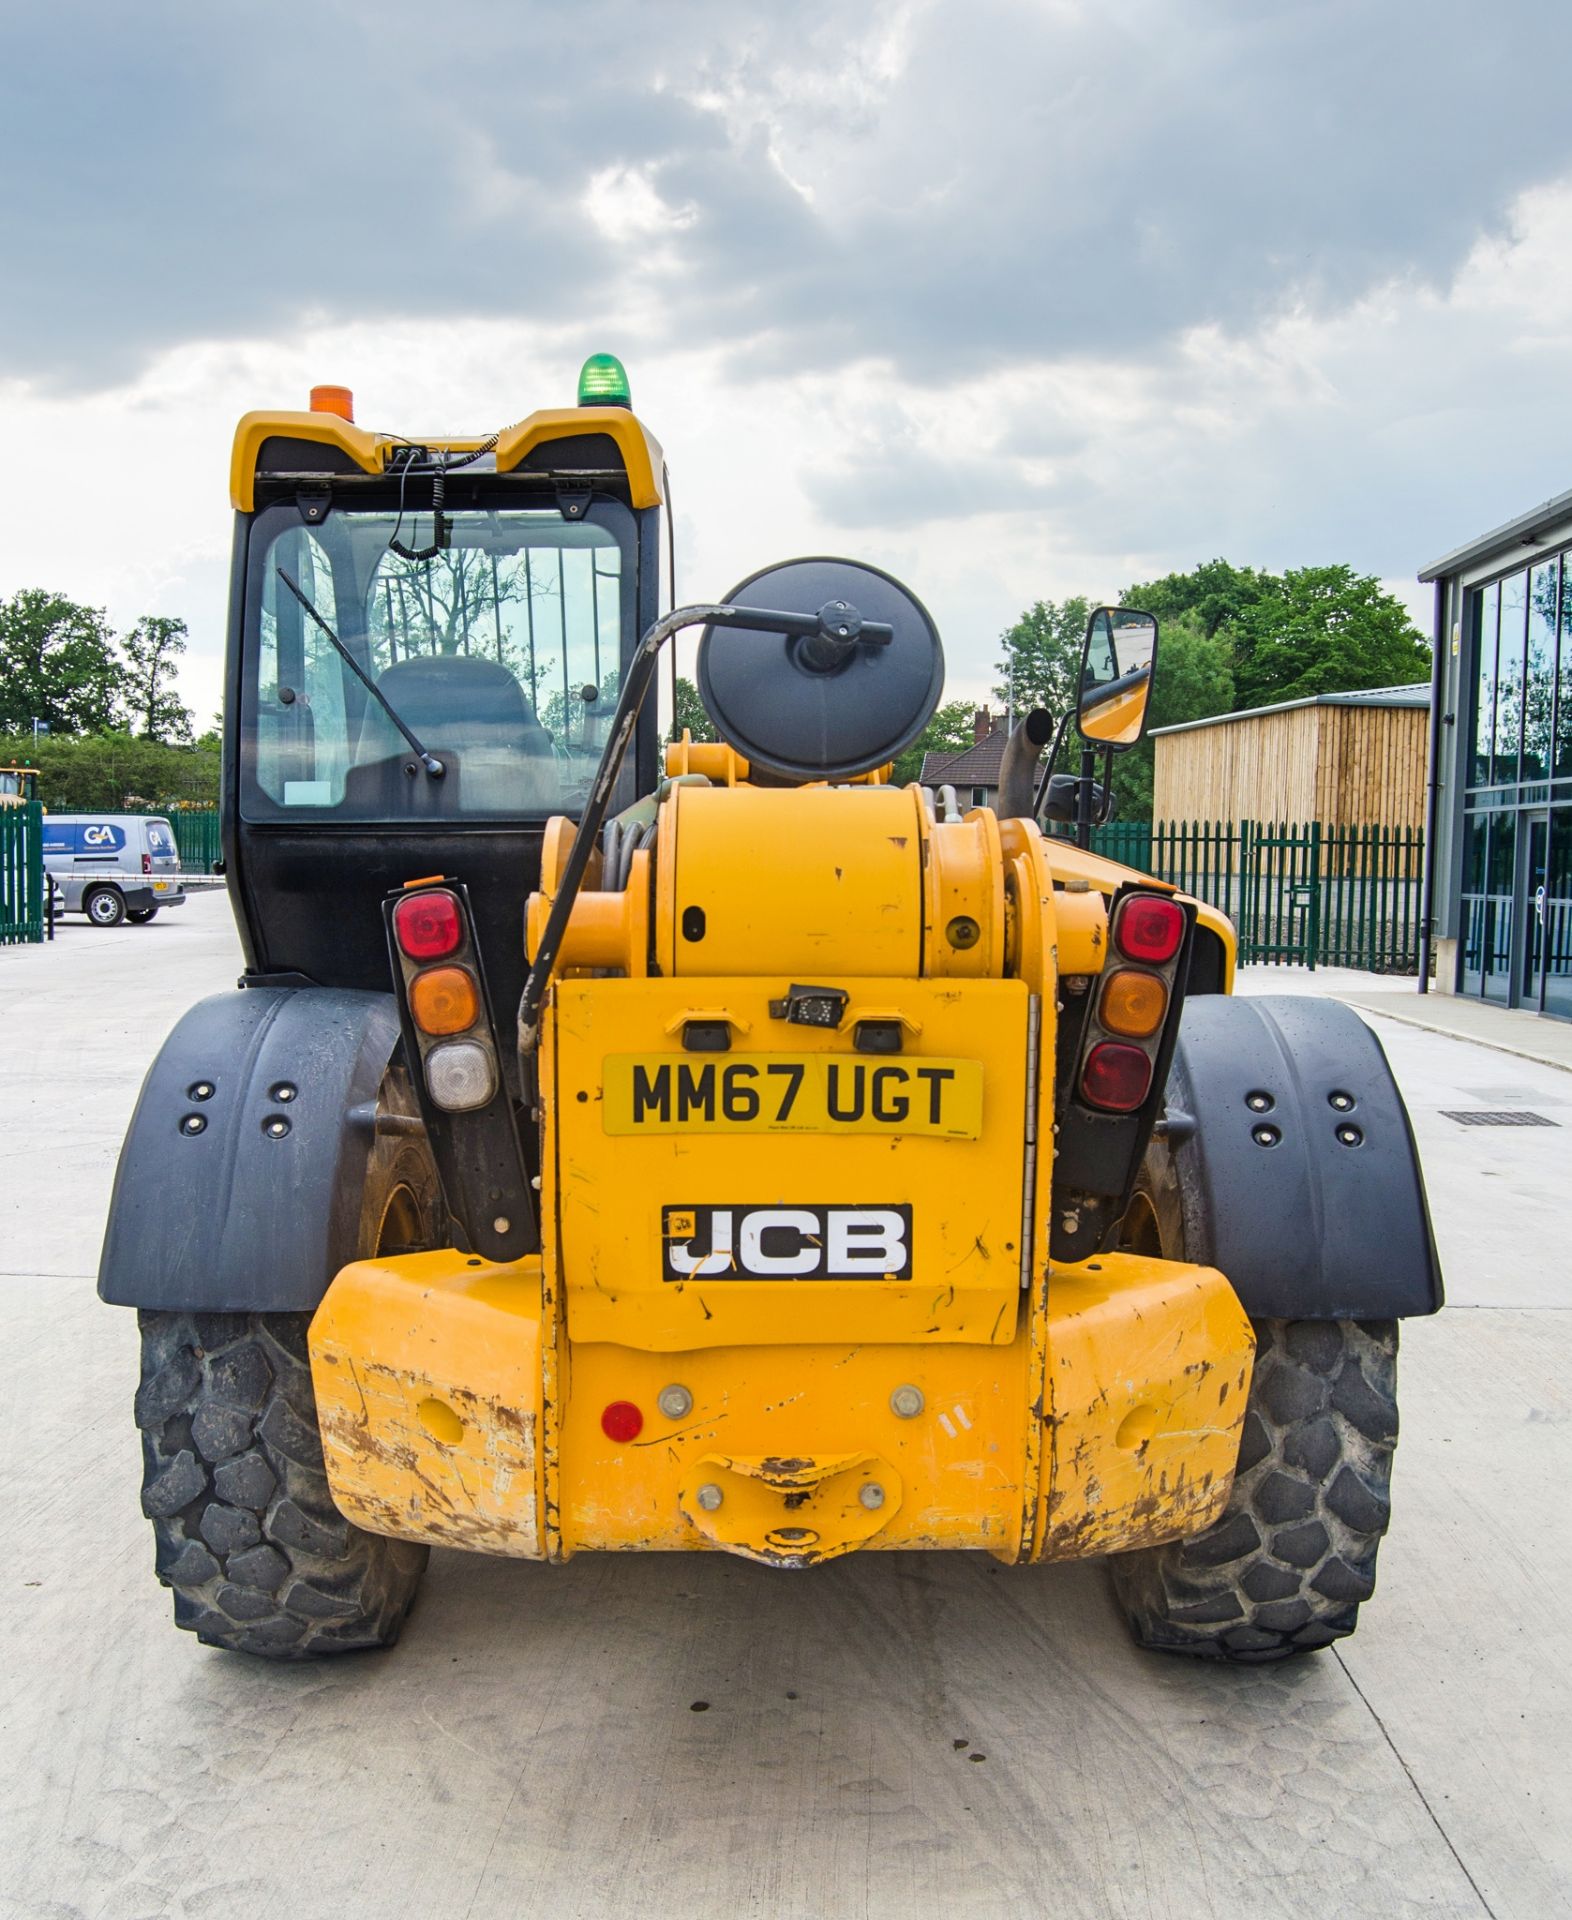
(82, 823, 125, 850)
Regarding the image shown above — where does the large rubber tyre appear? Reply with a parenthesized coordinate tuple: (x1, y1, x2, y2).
(85, 887, 126, 927)
(1110, 1140, 1399, 1663)
(134, 1077, 442, 1658)
(127, 906, 159, 923)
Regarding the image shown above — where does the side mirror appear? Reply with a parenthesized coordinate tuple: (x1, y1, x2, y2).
(1076, 606, 1158, 749)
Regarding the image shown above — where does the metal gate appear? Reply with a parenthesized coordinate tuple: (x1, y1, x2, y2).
(1241, 821, 1321, 967)
(1073, 818, 1424, 973)
(1, 800, 45, 945)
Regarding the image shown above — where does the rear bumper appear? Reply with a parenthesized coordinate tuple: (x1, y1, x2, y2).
(309, 1250, 1254, 1567)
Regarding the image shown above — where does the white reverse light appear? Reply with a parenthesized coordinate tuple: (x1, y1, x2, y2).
(425, 1039, 497, 1113)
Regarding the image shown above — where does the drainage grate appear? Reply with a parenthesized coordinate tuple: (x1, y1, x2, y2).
(1441, 1110, 1559, 1127)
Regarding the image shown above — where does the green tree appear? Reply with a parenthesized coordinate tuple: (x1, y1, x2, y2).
(1120, 558, 1279, 639)
(119, 615, 194, 742)
(891, 698, 979, 785)
(668, 676, 718, 744)
(0, 590, 120, 735)
(1229, 565, 1430, 709)
(0, 730, 219, 809)
(993, 597, 1091, 721)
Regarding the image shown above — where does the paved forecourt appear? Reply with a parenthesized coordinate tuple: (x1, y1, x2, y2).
(2, 895, 1568, 1919)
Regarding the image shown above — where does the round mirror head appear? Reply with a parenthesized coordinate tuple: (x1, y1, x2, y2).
(698, 557, 944, 780)
(1077, 606, 1159, 749)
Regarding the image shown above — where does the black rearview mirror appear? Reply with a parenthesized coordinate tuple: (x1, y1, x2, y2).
(1076, 606, 1158, 749)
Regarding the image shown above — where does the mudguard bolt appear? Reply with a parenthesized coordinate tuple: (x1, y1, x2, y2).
(659, 1384, 694, 1420)
(859, 1483, 886, 1510)
(696, 1483, 723, 1512)
(890, 1385, 924, 1419)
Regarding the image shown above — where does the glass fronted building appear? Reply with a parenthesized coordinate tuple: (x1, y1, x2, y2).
(1421, 488, 1572, 1020)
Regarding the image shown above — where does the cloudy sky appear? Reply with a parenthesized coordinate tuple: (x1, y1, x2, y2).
(4, 0, 1572, 726)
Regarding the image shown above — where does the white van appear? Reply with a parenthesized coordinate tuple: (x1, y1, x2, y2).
(41, 815, 189, 926)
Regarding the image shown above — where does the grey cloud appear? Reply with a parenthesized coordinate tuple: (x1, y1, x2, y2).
(3, 0, 1571, 388)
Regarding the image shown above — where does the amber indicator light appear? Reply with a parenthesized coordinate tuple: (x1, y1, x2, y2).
(1098, 968, 1168, 1039)
(409, 965, 481, 1036)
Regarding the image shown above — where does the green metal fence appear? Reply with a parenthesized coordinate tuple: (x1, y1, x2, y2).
(1070, 818, 1425, 973)
(128, 809, 223, 872)
(1, 801, 45, 944)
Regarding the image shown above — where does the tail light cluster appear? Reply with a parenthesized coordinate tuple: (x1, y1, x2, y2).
(1077, 891, 1188, 1114)
(390, 882, 501, 1113)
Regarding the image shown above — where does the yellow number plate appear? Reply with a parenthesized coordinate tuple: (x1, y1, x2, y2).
(602, 1054, 982, 1138)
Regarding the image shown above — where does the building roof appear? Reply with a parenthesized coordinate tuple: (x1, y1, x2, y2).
(919, 729, 1007, 786)
(1418, 485, 1572, 582)
(1150, 683, 1429, 739)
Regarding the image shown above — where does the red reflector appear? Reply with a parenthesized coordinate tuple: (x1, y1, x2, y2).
(1081, 1040, 1152, 1113)
(1115, 895, 1184, 964)
(393, 888, 463, 961)
(601, 1400, 644, 1443)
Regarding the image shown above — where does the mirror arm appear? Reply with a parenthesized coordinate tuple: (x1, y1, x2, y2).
(1094, 745, 1116, 826)
(1075, 744, 1097, 850)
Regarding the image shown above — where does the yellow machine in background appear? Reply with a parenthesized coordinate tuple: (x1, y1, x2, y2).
(104, 358, 1439, 1667)
(0, 765, 41, 808)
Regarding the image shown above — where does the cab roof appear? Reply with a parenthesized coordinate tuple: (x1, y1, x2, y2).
(229, 405, 665, 513)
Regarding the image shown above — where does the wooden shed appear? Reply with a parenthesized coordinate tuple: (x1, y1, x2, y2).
(1150, 684, 1429, 828)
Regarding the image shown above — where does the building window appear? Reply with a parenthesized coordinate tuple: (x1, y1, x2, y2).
(1526, 561, 1558, 782)
(1546, 807, 1572, 1021)
(971, 786, 988, 807)
(1460, 812, 1489, 994)
(1495, 569, 1527, 785)
(1558, 556, 1572, 781)
(1470, 580, 1498, 788)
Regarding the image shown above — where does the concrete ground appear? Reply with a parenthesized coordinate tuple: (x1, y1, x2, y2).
(3, 897, 1569, 1920)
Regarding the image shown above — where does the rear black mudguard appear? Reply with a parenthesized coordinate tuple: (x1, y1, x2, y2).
(99, 987, 405, 1312)
(1164, 996, 1442, 1319)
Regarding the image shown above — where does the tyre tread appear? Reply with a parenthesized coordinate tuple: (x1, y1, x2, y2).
(138, 1308, 426, 1658)
(1112, 1316, 1398, 1662)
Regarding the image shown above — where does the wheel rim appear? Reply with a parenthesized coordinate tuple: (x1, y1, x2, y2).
(1118, 1189, 1164, 1257)
(375, 1181, 426, 1258)
(88, 894, 119, 924)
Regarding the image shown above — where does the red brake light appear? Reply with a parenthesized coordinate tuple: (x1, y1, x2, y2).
(394, 888, 463, 961)
(141, 852, 152, 874)
(601, 1400, 644, 1443)
(1080, 1041, 1153, 1113)
(1115, 895, 1184, 965)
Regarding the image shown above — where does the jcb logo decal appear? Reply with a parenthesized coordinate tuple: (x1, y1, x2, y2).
(662, 1204, 913, 1281)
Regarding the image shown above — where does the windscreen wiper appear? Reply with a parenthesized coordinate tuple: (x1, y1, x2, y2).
(274, 567, 444, 778)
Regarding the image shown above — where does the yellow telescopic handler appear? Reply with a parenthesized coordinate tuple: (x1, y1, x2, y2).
(101, 359, 1440, 1663)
